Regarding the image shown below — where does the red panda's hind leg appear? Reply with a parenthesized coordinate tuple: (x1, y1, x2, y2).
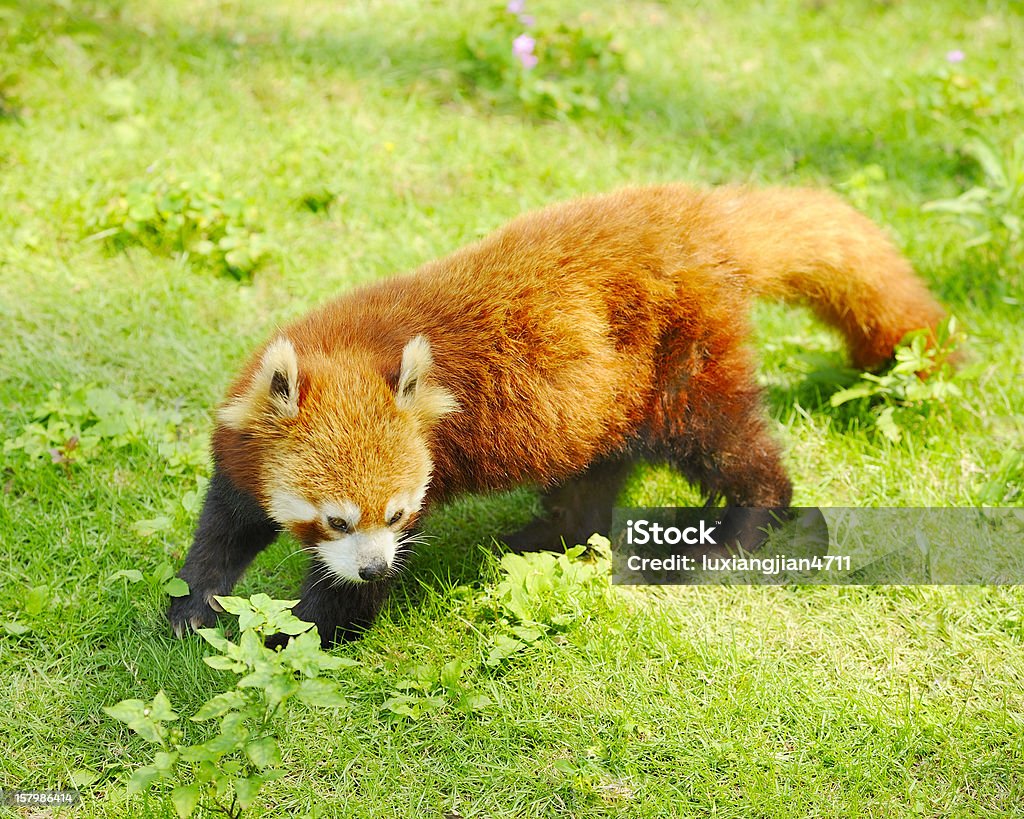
(646, 353, 794, 552)
(501, 457, 635, 554)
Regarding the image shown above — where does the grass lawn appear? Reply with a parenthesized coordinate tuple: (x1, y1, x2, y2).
(1, 0, 1023, 816)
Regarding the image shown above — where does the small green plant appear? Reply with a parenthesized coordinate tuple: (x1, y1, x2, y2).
(458, 3, 629, 120)
(381, 538, 611, 718)
(923, 136, 1023, 262)
(912, 49, 1018, 131)
(296, 187, 340, 215)
(1, 584, 57, 637)
(4, 384, 208, 488)
(4, 384, 136, 470)
(104, 594, 356, 818)
(111, 560, 190, 600)
(838, 164, 888, 211)
(975, 449, 1024, 506)
(920, 64, 1008, 125)
(379, 659, 492, 720)
(86, 169, 271, 279)
(479, 535, 611, 667)
(829, 317, 964, 443)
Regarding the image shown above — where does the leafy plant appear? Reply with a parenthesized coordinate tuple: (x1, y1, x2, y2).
(85, 169, 271, 279)
(104, 594, 356, 818)
(838, 164, 888, 211)
(4, 384, 208, 489)
(916, 59, 1015, 126)
(111, 560, 190, 600)
(296, 187, 340, 215)
(923, 136, 1023, 263)
(975, 449, 1023, 506)
(829, 317, 964, 443)
(480, 535, 611, 667)
(4, 384, 137, 470)
(1, 584, 56, 637)
(380, 659, 492, 720)
(458, 3, 629, 120)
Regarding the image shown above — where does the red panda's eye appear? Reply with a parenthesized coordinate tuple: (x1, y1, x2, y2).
(387, 511, 403, 526)
(327, 516, 349, 533)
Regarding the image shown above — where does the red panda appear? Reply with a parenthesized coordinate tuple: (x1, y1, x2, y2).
(168, 184, 946, 646)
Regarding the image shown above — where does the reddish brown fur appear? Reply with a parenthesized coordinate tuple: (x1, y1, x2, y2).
(216, 184, 944, 508)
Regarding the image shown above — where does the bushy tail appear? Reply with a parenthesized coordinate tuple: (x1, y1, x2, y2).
(707, 187, 946, 369)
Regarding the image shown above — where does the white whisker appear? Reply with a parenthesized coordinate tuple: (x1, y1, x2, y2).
(269, 546, 313, 573)
(399, 537, 429, 549)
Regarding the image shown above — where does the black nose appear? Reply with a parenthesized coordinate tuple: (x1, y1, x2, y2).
(358, 558, 389, 582)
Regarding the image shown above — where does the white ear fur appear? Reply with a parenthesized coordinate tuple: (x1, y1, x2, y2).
(219, 337, 300, 430)
(395, 335, 459, 423)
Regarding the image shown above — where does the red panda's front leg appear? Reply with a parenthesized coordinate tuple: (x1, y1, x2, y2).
(168, 466, 280, 636)
(265, 561, 394, 649)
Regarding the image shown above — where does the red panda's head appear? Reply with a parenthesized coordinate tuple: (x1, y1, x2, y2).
(217, 335, 458, 584)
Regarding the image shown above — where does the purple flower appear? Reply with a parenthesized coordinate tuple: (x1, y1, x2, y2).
(519, 13, 535, 26)
(946, 49, 965, 63)
(507, 0, 525, 14)
(517, 52, 538, 69)
(513, 33, 538, 69)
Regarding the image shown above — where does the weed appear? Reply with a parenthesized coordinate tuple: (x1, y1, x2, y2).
(4, 383, 208, 477)
(85, 169, 271, 280)
(916, 60, 1016, 127)
(380, 659, 492, 720)
(458, 3, 629, 120)
(828, 317, 964, 443)
(104, 541, 610, 814)
(838, 164, 888, 211)
(111, 561, 190, 601)
(976, 449, 1024, 506)
(479, 535, 611, 667)
(105, 594, 356, 819)
(924, 136, 1023, 263)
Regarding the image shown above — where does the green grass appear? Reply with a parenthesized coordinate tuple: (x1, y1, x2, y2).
(1, 0, 1023, 816)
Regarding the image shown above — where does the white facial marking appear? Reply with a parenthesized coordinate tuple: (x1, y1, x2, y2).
(316, 528, 398, 583)
(267, 490, 318, 525)
(321, 499, 361, 529)
(385, 485, 428, 525)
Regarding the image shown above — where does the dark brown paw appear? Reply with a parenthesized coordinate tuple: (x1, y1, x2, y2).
(167, 593, 222, 638)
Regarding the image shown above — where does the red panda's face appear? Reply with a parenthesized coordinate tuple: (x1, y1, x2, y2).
(218, 335, 458, 584)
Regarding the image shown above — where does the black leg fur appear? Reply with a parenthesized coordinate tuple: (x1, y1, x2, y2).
(266, 561, 393, 650)
(502, 457, 634, 553)
(168, 466, 280, 636)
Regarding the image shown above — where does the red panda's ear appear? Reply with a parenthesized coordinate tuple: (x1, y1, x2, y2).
(395, 335, 459, 424)
(218, 337, 300, 430)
